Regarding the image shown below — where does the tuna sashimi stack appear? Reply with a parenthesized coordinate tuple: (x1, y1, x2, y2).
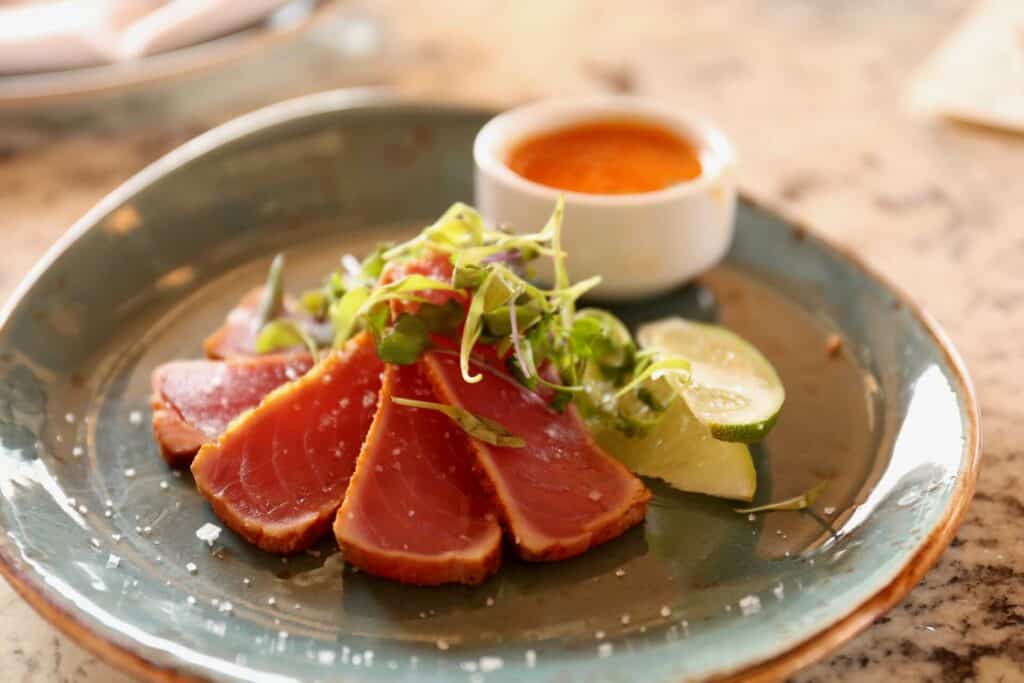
(150, 250, 650, 584)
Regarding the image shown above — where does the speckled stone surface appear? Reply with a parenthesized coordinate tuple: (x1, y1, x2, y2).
(0, 1, 1016, 681)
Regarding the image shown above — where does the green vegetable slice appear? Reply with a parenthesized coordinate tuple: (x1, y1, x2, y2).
(638, 318, 785, 443)
(592, 392, 756, 501)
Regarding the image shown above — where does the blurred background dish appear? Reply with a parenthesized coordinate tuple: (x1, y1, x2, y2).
(0, 0, 344, 109)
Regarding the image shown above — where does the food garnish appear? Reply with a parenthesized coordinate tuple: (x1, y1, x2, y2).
(391, 396, 526, 448)
(255, 200, 785, 448)
(734, 482, 828, 514)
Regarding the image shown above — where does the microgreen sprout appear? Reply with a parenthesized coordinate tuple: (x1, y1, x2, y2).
(254, 198, 707, 436)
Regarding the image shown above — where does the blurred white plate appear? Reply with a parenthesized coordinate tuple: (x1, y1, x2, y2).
(0, 0, 338, 110)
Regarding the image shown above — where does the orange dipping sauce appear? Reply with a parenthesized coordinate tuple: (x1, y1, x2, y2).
(506, 120, 703, 195)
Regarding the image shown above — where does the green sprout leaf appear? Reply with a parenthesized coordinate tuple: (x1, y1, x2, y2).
(331, 274, 459, 348)
(255, 319, 319, 360)
(392, 396, 526, 447)
(255, 254, 286, 331)
(300, 289, 327, 319)
(615, 357, 692, 399)
(459, 270, 495, 384)
(376, 314, 431, 365)
(416, 300, 465, 334)
(734, 482, 828, 514)
(330, 286, 371, 347)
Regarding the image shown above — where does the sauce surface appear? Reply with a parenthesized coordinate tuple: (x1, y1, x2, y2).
(507, 120, 703, 195)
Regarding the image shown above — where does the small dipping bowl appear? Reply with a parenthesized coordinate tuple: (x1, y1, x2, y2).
(474, 96, 737, 300)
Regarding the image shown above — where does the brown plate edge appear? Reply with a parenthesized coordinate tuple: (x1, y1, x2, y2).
(706, 195, 982, 683)
(0, 99, 982, 683)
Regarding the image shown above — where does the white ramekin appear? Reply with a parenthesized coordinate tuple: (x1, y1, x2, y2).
(473, 96, 737, 300)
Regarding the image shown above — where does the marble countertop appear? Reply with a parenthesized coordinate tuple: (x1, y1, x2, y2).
(0, 1, 1019, 680)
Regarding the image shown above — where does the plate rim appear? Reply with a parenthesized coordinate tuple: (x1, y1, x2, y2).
(0, 90, 981, 683)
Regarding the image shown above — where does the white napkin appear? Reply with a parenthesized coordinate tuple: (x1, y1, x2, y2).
(117, 0, 294, 60)
(909, 0, 1024, 133)
(0, 0, 294, 75)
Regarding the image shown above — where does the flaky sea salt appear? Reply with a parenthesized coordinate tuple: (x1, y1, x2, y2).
(597, 643, 613, 658)
(106, 554, 121, 568)
(615, 568, 626, 577)
(738, 595, 762, 616)
(436, 639, 450, 651)
(186, 596, 197, 605)
(186, 562, 198, 574)
(124, 468, 136, 478)
(525, 650, 537, 668)
(660, 605, 671, 617)
(824, 506, 836, 515)
(159, 481, 169, 490)
(773, 583, 785, 600)
(72, 446, 84, 457)
(129, 410, 143, 425)
(479, 656, 503, 672)
(196, 523, 222, 546)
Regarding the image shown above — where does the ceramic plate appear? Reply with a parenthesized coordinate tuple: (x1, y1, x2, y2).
(0, 92, 979, 682)
(0, 0, 337, 110)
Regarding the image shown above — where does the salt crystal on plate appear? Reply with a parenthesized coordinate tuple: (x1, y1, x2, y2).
(525, 650, 537, 668)
(479, 656, 503, 672)
(106, 554, 121, 568)
(195, 522, 222, 546)
(186, 562, 198, 574)
(597, 643, 613, 658)
(738, 595, 762, 616)
(129, 410, 143, 425)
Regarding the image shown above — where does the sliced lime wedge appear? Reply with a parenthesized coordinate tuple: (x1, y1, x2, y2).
(592, 395, 757, 501)
(638, 317, 784, 443)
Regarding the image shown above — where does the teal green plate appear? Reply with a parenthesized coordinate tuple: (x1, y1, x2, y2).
(0, 92, 979, 683)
